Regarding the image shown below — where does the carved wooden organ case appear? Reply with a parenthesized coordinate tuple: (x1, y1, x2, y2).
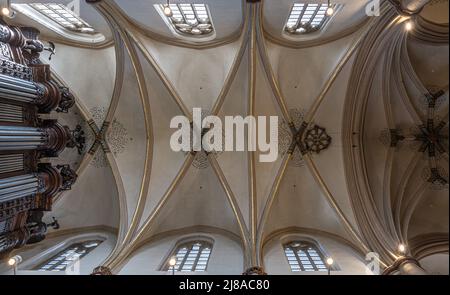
(0, 20, 78, 260)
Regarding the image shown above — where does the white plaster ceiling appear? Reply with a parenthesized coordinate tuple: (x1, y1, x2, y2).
(421, 0, 449, 24)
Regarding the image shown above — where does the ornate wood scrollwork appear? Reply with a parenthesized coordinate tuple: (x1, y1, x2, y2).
(56, 86, 76, 113)
(56, 165, 78, 191)
(0, 23, 79, 258)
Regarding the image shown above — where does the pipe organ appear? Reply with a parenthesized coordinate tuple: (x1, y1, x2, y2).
(0, 21, 78, 259)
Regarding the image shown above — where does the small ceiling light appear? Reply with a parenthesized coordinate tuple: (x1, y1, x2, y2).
(398, 244, 407, 254)
(405, 21, 413, 31)
(7, 258, 16, 266)
(326, 257, 334, 266)
(8, 255, 22, 266)
(169, 257, 177, 275)
(326, 7, 334, 16)
(1, 0, 15, 18)
(326, 1, 334, 16)
(163, 0, 173, 17)
(1, 7, 9, 15)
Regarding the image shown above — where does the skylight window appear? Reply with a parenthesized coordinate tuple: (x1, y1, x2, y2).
(28, 3, 95, 34)
(156, 3, 215, 39)
(284, 241, 332, 272)
(34, 240, 102, 272)
(285, 3, 337, 35)
(164, 241, 212, 272)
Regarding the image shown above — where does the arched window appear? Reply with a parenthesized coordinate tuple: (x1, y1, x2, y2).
(284, 3, 340, 35)
(34, 240, 102, 272)
(28, 3, 95, 34)
(11, 2, 106, 44)
(13, 3, 95, 34)
(164, 240, 213, 272)
(284, 241, 331, 272)
(155, 3, 216, 41)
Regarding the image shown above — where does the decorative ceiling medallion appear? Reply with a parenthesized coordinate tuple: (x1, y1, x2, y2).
(88, 107, 130, 167)
(279, 109, 306, 167)
(186, 110, 223, 170)
(90, 106, 107, 128)
(91, 148, 108, 169)
(107, 119, 131, 156)
(192, 151, 210, 170)
(420, 87, 446, 110)
(379, 128, 402, 148)
(379, 90, 449, 189)
(279, 108, 332, 166)
(304, 125, 332, 154)
(422, 165, 449, 191)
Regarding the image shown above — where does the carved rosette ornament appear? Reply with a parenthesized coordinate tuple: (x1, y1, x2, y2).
(304, 125, 332, 154)
(278, 108, 332, 161)
(243, 266, 268, 275)
(91, 266, 113, 275)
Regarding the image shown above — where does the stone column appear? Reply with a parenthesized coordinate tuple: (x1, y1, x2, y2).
(398, 260, 428, 275)
(400, 0, 430, 14)
(383, 256, 428, 275)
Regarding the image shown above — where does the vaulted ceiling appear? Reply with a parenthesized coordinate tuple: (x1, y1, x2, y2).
(6, 0, 448, 271)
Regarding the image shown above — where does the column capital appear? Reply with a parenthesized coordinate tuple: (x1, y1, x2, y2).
(39, 120, 72, 157)
(390, 0, 431, 16)
(37, 164, 63, 198)
(91, 266, 113, 275)
(382, 256, 425, 275)
(243, 266, 267, 275)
